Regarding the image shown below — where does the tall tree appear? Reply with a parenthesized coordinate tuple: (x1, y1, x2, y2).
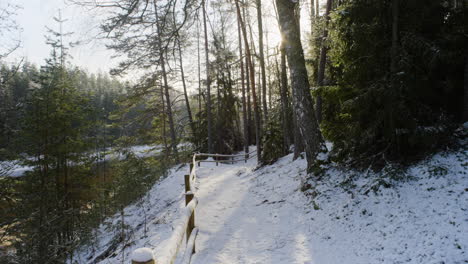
(316, 0, 333, 123)
(275, 0, 327, 173)
(238, 13, 249, 156)
(464, 52, 468, 122)
(202, 0, 213, 153)
(18, 15, 93, 262)
(279, 43, 292, 151)
(310, 0, 315, 33)
(256, 0, 268, 122)
(235, 0, 262, 163)
(390, 0, 399, 74)
(153, 0, 179, 162)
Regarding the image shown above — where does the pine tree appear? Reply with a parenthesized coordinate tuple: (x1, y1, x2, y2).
(17, 13, 93, 263)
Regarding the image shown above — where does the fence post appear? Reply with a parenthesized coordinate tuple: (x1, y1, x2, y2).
(131, 248, 155, 264)
(185, 192, 195, 246)
(184, 174, 191, 193)
(189, 163, 193, 174)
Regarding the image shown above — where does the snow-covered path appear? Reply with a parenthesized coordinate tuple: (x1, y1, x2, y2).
(191, 159, 315, 264)
(74, 148, 467, 264)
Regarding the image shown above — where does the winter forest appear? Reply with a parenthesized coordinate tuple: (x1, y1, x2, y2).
(0, 0, 467, 263)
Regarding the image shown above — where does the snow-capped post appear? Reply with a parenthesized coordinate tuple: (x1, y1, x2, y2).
(131, 247, 155, 264)
(185, 192, 195, 245)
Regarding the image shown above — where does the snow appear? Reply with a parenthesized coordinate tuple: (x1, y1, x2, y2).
(0, 161, 34, 177)
(131, 247, 154, 262)
(73, 147, 467, 264)
(158, 198, 198, 264)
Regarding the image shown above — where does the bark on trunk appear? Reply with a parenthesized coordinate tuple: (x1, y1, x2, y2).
(279, 43, 292, 151)
(202, 0, 213, 153)
(197, 16, 202, 116)
(464, 52, 468, 122)
(276, 0, 326, 173)
(316, 0, 333, 124)
(390, 0, 399, 74)
(291, 77, 304, 160)
(257, 0, 268, 122)
(246, 51, 253, 144)
(238, 15, 249, 155)
(315, 0, 319, 18)
(160, 79, 168, 152)
(310, 0, 315, 33)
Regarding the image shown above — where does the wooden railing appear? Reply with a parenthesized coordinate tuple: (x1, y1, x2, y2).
(131, 149, 256, 264)
(194, 150, 257, 166)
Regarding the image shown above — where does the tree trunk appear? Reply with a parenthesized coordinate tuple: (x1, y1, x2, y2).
(276, 0, 326, 173)
(160, 79, 168, 152)
(390, 0, 399, 74)
(310, 0, 315, 32)
(235, 0, 262, 163)
(238, 15, 249, 155)
(279, 43, 292, 151)
(197, 16, 202, 116)
(316, 0, 333, 124)
(464, 52, 468, 122)
(257, 0, 268, 122)
(291, 77, 304, 160)
(246, 50, 253, 144)
(202, 0, 213, 153)
(315, 0, 319, 18)
(176, 35, 195, 135)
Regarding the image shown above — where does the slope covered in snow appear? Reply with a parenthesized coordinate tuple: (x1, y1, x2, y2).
(74, 147, 467, 264)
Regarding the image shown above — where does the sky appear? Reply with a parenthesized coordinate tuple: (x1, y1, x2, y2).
(7, 0, 116, 74)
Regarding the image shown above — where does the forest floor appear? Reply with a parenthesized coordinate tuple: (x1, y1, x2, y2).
(73, 146, 467, 264)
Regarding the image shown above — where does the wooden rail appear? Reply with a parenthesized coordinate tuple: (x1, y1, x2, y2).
(194, 150, 257, 166)
(131, 149, 255, 264)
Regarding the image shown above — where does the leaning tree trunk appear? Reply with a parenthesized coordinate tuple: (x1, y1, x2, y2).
(276, 0, 327, 173)
(235, 0, 262, 163)
(316, 0, 333, 124)
(202, 0, 213, 153)
(176, 35, 195, 136)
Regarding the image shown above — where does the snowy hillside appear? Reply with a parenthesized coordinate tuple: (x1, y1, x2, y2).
(73, 148, 467, 264)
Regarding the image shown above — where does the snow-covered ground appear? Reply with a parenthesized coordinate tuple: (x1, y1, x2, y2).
(73, 147, 467, 264)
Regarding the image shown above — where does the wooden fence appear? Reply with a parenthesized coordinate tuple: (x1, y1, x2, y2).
(131, 150, 256, 264)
